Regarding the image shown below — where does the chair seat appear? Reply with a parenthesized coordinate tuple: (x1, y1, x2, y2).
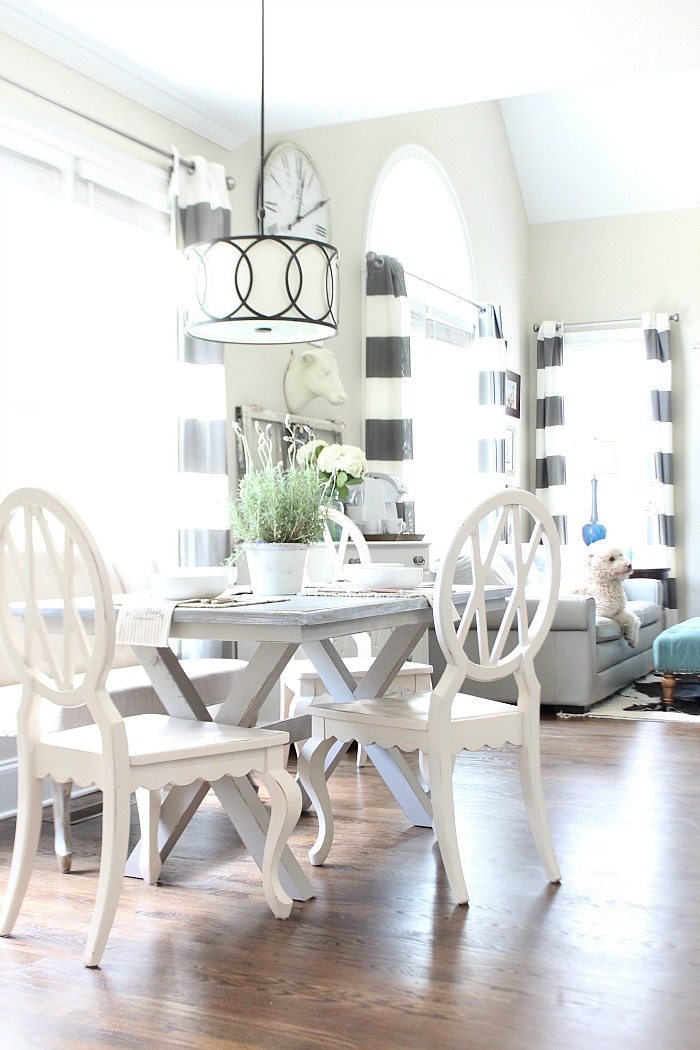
(40, 714, 289, 766)
(311, 691, 516, 732)
(284, 656, 432, 681)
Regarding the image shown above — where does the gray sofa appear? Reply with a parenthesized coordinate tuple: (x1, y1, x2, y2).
(428, 572, 664, 713)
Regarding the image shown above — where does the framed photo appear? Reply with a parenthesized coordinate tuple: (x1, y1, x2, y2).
(505, 370, 521, 419)
(504, 426, 515, 474)
(233, 405, 345, 491)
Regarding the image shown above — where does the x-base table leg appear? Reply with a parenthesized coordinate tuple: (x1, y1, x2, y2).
(126, 642, 313, 900)
(301, 622, 433, 828)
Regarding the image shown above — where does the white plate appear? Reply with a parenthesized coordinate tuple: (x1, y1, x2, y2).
(151, 567, 231, 600)
(345, 563, 424, 590)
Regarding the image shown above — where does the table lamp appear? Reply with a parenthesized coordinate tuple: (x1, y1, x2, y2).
(582, 439, 618, 545)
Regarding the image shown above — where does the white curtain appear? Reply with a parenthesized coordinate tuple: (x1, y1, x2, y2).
(170, 153, 232, 656)
(170, 153, 231, 564)
(364, 253, 415, 531)
(535, 321, 568, 542)
(0, 123, 177, 577)
(642, 312, 676, 617)
(475, 304, 508, 479)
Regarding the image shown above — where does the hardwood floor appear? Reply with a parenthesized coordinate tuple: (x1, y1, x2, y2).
(1, 716, 698, 1049)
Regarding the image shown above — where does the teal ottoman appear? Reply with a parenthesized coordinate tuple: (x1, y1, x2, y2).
(653, 617, 700, 706)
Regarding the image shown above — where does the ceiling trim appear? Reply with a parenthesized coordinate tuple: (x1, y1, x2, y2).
(0, 0, 245, 150)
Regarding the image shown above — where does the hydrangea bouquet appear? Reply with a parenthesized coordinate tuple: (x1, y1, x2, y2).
(298, 440, 367, 502)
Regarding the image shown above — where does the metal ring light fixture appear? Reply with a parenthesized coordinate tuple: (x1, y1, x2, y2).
(185, 0, 339, 344)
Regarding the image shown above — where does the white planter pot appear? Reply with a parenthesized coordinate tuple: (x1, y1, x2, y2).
(245, 542, 309, 596)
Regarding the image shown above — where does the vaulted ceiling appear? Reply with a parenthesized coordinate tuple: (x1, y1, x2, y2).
(2, 0, 699, 222)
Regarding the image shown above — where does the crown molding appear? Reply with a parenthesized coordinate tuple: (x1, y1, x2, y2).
(0, 0, 246, 151)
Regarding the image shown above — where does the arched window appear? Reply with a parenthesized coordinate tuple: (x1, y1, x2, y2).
(367, 147, 478, 547)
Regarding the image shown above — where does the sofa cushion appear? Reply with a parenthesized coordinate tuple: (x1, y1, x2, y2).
(626, 599, 662, 628)
(596, 618, 623, 642)
(452, 552, 513, 586)
(595, 599, 662, 644)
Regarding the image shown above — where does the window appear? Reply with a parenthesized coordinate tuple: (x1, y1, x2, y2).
(0, 116, 179, 570)
(367, 148, 478, 547)
(562, 327, 657, 555)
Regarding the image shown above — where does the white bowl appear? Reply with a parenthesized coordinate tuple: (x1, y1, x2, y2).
(151, 567, 230, 601)
(345, 563, 424, 590)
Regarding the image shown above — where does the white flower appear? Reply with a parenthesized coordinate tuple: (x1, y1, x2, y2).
(317, 443, 367, 481)
(296, 439, 327, 467)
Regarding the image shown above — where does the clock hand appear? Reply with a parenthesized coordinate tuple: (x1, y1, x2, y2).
(288, 198, 329, 229)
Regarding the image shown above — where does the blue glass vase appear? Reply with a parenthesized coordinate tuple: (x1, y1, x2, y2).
(582, 476, 607, 546)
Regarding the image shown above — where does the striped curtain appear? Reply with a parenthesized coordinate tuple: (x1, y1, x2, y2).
(476, 304, 507, 476)
(535, 321, 567, 542)
(171, 154, 231, 655)
(642, 312, 676, 617)
(365, 254, 415, 531)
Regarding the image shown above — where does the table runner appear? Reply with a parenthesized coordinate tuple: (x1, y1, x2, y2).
(116, 587, 289, 646)
(301, 583, 463, 619)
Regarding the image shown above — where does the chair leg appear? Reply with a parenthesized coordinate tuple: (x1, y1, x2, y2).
(429, 749, 468, 905)
(297, 737, 336, 866)
(356, 744, 370, 767)
(287, 693, 315, 813)
(51, 779, 73, 873)
(83, 784, 131, 968)
(516, 742, 561, 883)
(0, 772, 44, 937)
(256, 769, 302, 918)
(135, 789, 162, 885)
(418, 752, 430, 791)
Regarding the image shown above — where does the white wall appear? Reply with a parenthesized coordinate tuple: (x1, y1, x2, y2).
(1, 35, 531, 501)
(0, 32, 232, 169)
(530, 209, 700, 617)
(226, 102, 531, 483)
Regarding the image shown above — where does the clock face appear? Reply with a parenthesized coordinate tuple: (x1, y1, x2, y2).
(261, 143, 331, 242)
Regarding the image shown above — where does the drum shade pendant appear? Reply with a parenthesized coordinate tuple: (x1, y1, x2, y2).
(185, 1, 338, 344)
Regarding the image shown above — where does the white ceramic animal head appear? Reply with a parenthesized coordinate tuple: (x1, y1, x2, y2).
(586, 541, 633, 585)
(283, 346, 347, 414)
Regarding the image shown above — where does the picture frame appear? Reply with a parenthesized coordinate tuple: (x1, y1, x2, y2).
(505, 370, 521, 419)
(504, 425, 516, 474)
(232, 404, 345, 491)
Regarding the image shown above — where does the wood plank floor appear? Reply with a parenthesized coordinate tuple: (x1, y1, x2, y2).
(0, 715, 698, 1050)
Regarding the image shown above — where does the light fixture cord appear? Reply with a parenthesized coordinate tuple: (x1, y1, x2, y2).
(257, 0, 266, 235)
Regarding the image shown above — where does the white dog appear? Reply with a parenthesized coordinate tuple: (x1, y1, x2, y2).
(576, 541, 641, 648)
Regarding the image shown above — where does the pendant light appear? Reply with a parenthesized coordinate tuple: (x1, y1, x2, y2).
(185, 0, 339, 344)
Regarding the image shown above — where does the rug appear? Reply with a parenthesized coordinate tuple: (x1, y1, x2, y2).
(558, 674, 700, 723)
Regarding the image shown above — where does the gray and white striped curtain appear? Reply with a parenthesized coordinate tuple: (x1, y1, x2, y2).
(365, 254, 414, 530)
(171, 153, 231, 655)
(476, 304, 507, 476)
(535, 321, 567, 542)
(642, 312, 676, 616)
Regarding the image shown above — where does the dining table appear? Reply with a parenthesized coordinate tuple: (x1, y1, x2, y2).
(36, 584, 508, 901)
(115, 584, 510, 901)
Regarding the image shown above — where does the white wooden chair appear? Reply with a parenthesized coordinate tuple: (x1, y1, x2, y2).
(297, 489, 562, 904)
(0, 488, 301, 967)
(281, 506, 433, 769)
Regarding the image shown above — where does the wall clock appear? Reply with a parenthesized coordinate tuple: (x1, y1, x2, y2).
(261, 142, 331, 242)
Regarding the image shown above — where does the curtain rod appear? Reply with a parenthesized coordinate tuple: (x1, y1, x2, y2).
(366, 251, 485, 312)
(533, 313, 679, 333)
(0, 74, 236, 190)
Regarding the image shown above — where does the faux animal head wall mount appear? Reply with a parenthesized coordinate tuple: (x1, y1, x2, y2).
(283, 346, 347, 415)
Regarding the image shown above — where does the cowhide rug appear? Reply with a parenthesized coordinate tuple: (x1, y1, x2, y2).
(558, 674, 700, 723)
